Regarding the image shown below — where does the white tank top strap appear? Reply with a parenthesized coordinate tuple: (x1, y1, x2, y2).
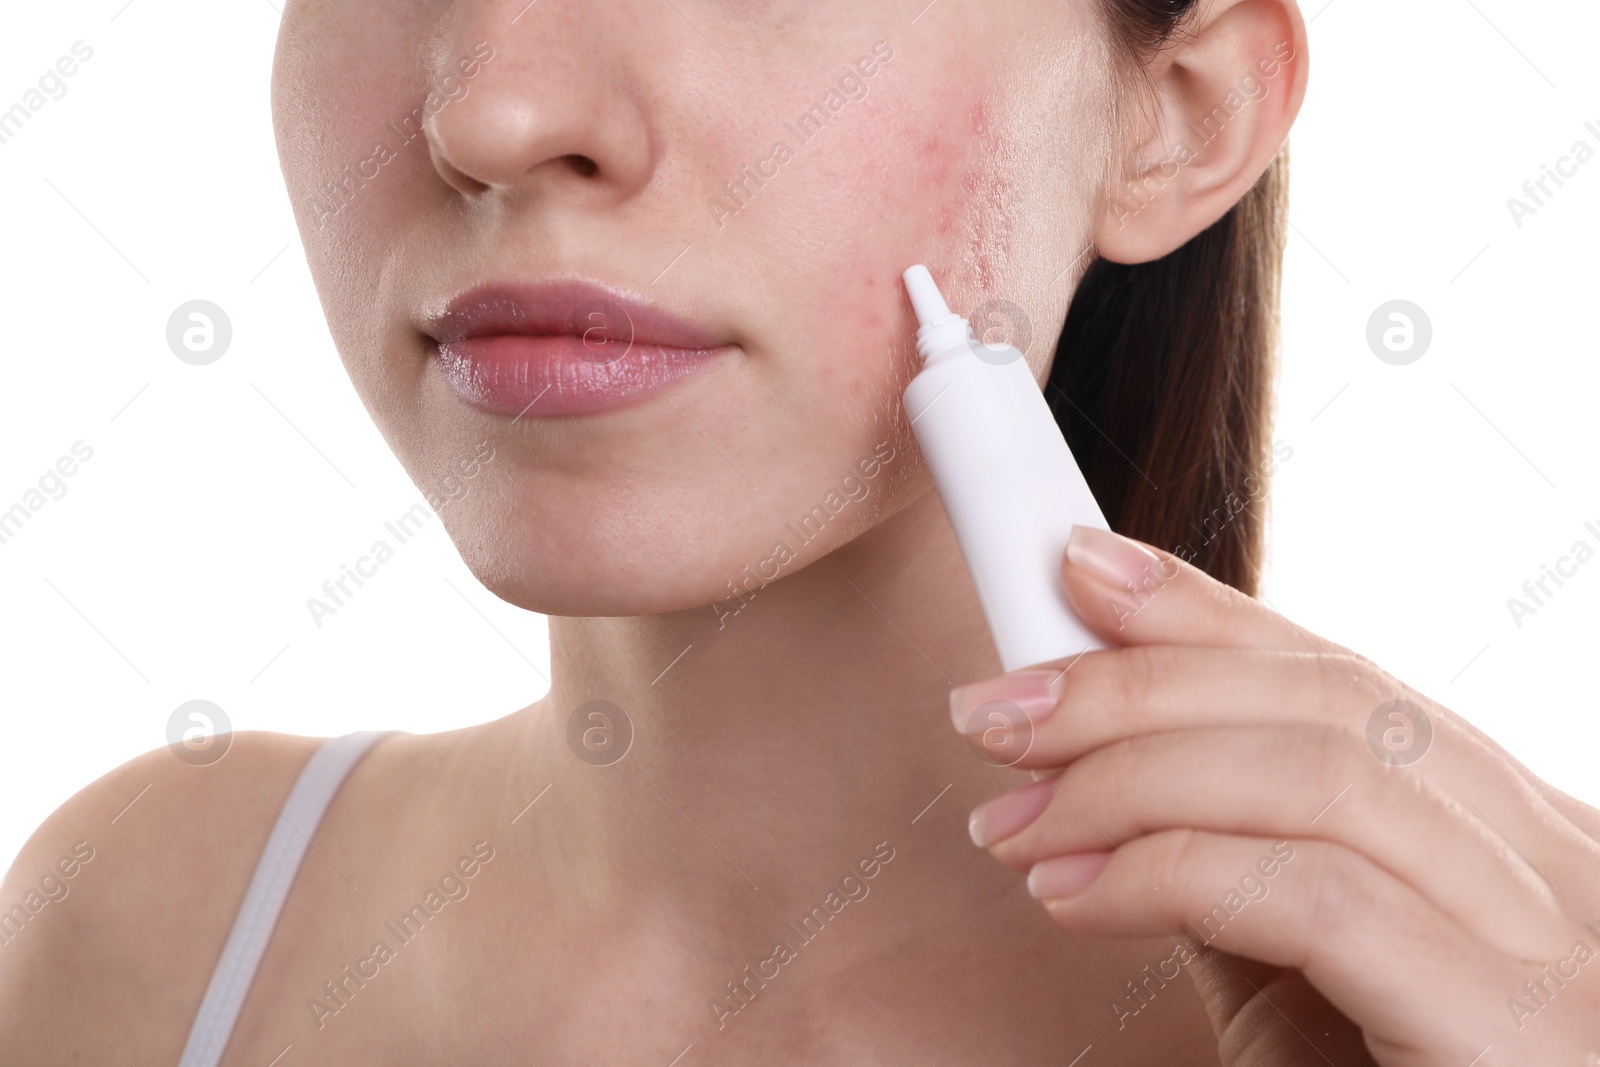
(175, 730, 395, 1067)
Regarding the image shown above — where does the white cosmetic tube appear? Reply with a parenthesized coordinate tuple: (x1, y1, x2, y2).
(902, 264, 1111, 672)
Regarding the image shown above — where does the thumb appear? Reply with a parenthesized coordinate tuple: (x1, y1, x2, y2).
(1060, 525, 1352, 656)
(1187, 948, 1376, 1066)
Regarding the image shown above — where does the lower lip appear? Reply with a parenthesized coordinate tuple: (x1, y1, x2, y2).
(434, 335, 730, 417)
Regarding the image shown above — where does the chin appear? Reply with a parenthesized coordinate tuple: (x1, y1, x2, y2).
(437, 493, 756, 620)
(410, 382, 917, 618)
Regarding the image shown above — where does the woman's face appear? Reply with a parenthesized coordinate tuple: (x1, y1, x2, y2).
(272, 0, 1117, 617)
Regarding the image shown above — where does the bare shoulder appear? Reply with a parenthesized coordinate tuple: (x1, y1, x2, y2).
(0, 731, 324, 1066)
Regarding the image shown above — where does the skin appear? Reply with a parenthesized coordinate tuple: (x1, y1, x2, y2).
(970, 530, 1600, 1064)
(10, 0, 1596, 1063)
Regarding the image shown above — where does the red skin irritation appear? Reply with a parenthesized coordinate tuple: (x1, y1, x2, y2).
(883, 92, 1013, 313)
(919, 136, 952, 187)
(905, 129, 961, 237)
(834, 274, 910, 411)
(968, 97, 989, 136)
(963, 168, 1002, 293)
(961, 93, 1014, 300)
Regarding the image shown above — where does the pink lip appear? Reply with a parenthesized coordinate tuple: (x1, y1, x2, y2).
(423, 281, 734, 417)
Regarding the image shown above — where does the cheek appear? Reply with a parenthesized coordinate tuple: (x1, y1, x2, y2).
(919, 97, 1013, 256)
(775, 90, 1031, 437)
(847, 43, 1111, 381)
(864, 92, 1029, 315)
(956, 97, 1020, 294)
(829, 269, 915, 413)
(273, 21, 427, 316)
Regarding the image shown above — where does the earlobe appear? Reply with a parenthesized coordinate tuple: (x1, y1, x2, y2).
(1093, 0, 1309, 265)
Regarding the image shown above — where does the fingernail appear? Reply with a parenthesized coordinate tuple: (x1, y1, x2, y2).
(949, 669, 1065, 733)
(1065, 525, 1169, 591)
(1027, 852, 1112, 899)
(968, 778, 1056, 848)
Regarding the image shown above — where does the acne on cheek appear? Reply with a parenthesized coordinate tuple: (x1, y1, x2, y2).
(961, 165, 1016, 296)
(807, 269, 919, 455)
(853, 275, 886, 333)
(828, 100, 1011, 361)
(957, 97, 1022, 297)
(889, 95, 1021, 312)
(837, 272, 902, 381)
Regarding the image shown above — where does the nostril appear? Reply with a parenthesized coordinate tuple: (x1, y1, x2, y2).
(565, 154, 598, 177)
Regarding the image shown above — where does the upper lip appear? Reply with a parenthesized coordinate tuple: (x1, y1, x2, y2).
(423, 280, 729, 350)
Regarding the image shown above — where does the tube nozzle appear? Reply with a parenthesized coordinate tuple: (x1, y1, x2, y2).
(902, 264, 972, 364)
(902, 264, 952, 327)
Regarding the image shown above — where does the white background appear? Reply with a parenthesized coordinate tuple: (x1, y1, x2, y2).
(1, 0, 1595, 872)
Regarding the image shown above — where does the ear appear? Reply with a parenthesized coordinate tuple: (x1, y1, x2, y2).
(1092, 0, 1309, 265)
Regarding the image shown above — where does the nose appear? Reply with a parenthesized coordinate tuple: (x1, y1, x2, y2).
(424, 8, 655, 202)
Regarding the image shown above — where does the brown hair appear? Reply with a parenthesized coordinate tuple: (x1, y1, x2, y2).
(1049, 0, 1288, 596)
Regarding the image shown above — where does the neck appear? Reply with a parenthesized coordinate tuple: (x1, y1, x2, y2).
(505, 488, 1030, 953)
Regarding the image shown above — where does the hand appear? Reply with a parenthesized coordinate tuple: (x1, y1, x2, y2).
(949, 525, 1600, 1066)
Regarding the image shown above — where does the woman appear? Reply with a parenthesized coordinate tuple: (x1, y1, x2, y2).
(4, 0, 1598, 1063)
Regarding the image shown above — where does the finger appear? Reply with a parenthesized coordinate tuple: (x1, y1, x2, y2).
(1539, 789, 1600, 847)
(1448, 715, 1600, 846)
(1188, 959, 1379, 1067)
(1056, 527, 1600, 868)
(951, 645, 1385, 766)
(1029, 830, 1517, 1063)
(976, 724, 1572, 962)
(1061, 524, 1351, 656)
(950, 648, 1600, 899)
